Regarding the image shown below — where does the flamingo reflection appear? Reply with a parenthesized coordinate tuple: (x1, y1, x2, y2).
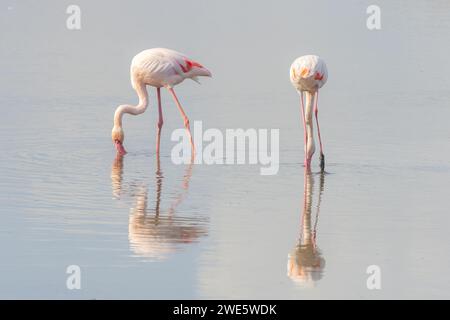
(287, 169, 326, 286)
(111, 154, 208, 260)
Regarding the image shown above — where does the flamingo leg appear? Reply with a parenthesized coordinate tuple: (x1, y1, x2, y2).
(314, 90, 325, 171)
(156, 88, 164, 155)
(168, 88, 195, 154)
(300, 91, 309, 169)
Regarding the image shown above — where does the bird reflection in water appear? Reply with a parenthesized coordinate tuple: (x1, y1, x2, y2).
(111, 154, 208, 260)
(287, 169, 326, 286)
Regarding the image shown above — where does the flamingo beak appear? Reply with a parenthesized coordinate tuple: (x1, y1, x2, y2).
(115, 140, 127, 155)
(201, 67, 212, 77)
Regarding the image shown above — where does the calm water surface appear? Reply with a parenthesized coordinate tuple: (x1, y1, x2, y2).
(1, 0, 450, 298)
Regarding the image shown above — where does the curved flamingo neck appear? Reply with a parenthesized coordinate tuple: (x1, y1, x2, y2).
(114, 82, 149, 128)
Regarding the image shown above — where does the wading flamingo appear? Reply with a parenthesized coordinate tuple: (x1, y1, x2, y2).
(290, 55, 328, 171)
(112, 48, 212, 155)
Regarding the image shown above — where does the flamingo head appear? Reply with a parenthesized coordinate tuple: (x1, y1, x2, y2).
(112, 126, 127, 155)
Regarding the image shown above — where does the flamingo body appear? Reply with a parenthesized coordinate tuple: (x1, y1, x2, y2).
(290, 55, 327, 93)
(131, 48, 210, 89)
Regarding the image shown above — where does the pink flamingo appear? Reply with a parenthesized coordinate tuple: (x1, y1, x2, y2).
(290, 55, 328, 171)
(112, 48, 212, 155)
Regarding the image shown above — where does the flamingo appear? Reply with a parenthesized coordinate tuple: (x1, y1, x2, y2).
(290, 55, 328, 171)
(112, 48, 212, 155)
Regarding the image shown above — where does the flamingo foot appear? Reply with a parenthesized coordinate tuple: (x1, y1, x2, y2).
(115, 140, 127, 155)
(319, 153, 325, 172)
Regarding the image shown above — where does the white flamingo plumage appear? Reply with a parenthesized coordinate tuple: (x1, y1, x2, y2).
(290, 55, 328, 171)
(112, 48, 212, 155)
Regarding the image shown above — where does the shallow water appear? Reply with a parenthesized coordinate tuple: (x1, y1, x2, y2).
(1, 0, 450, 299)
